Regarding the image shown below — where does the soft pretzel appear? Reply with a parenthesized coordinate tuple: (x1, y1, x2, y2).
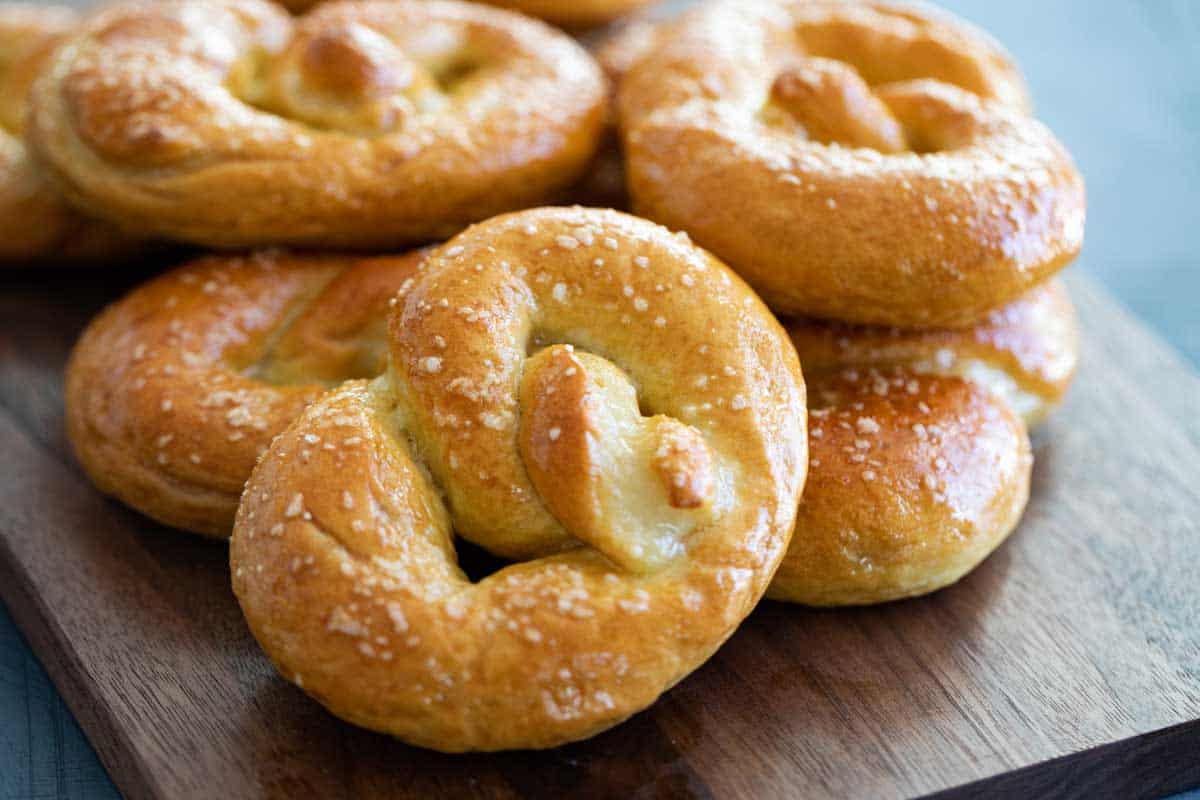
(561, 13, 660, 210)
(0, 4, 136, 261)
(28, 0, 607, 249)
(67, 250, 425, 537)
(276, 0, 658, 27)
(480, 0, 659, 29)
(770, 280, 1078, 605)
(787, 278, 1078, 427)
(619, 0, 1086, 327)
(230, 207, 807, 751)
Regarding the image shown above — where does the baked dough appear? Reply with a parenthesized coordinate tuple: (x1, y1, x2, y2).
(231, 207, 808, 750)
(771, 280, 1078, 605)
(562, 12, 661, 209)
(67, 250, 425, 536)
(619, 0, 1086, 327)
(0, 4, 136, 262)
(787, 278, 1078, 427)
(278, 0, 659, 27)
(29, 0, 607, 248)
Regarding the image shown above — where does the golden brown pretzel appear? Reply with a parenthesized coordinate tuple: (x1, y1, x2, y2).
(67, 250, 425, 537)
(277, 0, 659, 27)
(28, 0, 607, 249)
(771, 280, 1078, 605)
(560, 12, 661, 209)
(0, 4, 136, 262)
(619, 0, 1086, 327)
(230, 207, 807, 750)
(480, 0, 659, 28)
(787, 278, 1078, 427)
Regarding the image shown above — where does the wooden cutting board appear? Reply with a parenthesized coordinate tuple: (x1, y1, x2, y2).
(0, 267, 1197, 800)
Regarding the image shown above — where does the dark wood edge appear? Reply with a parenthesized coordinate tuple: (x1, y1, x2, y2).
(1, 272, 1198, 800)
(922, 719, 1200, 800)
(0, 408, 162, 800)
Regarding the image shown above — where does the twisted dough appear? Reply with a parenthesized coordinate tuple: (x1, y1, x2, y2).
(230, 207, 807, 750)
(773, 280, 1078, 605)
(67, 250, 425, 537)
(0, 4, 136, 261)
(481, 0, 659, 28)
(276, 0, 659, 27)
(28, 0, 607, 249)
(559, 13, 659, 210)
(619, 0, 1086, 327)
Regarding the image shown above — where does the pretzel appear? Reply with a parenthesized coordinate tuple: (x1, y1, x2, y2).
(0, 4, 136, 261)
(619, 0, 1086, 327)
(229, 207, 807, 751)
(771, 280, 1078, 605)
(481, 0, 659, 29)
(28, 0, 607, 249)
(561, 13, 660, 210)
(67, 250, 425, 537)
(275, 0, 658, 27)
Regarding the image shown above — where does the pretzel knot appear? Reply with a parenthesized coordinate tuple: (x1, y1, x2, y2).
(619, 0, 1086, 328)
(482, 0, 661, 28)
(275, 0, 660, 28)
(66, 251, 426, 536)
(0, 5, 136, 261)
(771, 280, 1078, 605)
(230, 208, 808, 751)
(28, 0, 607, 248)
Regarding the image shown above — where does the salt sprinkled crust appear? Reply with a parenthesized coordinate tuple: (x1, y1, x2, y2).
(560, 9, 663, 210)
(231, 207, 808, 751)
(786, 278, 1079, 426)
(773, 370, 1031, 605)
(66, 250, 425, 537)
(618, 0, 1086, 327)
(481, 0, 660, 28)
(28, 0, 608, 249)
(277, 0, 658, 27)
(0, 4, 138, 262)
(770, 281, 1079, 606)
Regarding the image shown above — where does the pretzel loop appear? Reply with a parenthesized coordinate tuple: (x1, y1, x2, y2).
(231, 208, 808, 751)
(769, 280, 1078, 605)
(619, 0, 1085, 328)
(29, 0, 607, 247)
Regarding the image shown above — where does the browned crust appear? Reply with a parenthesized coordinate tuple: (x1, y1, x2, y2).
(786, 278, 1079, 426)
(0, 4, 138, 262)
(231, 207, 808, 751)
(66, 249, 424, 536)
(618, 0, 1085, 327)
(276, 0, 658, 27)
(28, 0, 608, 249)
(481, 0, 658, 28)
(770, 369, 1031, 605)
(769, 281, 1077, 605)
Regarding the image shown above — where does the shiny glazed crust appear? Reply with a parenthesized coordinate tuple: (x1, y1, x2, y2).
(0, 4, 136, 262)
(772, 370, 1031, 605)
(28, 0, 608, 249)
(770, 281, 1079, 605)
(231, 207, 808, 750)
(481, 0, 658, 28)
(277, 0, 658, 27)
(619, 0, 1086, 327)
(787, 278, 1079, 426)
(561, 12, 660, 209)
(66, 250, 425, 537)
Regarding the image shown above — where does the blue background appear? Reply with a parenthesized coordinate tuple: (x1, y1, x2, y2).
(2, 0, 1197, 797)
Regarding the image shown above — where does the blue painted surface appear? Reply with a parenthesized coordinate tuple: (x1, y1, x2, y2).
(1, 1, 1197, 798)
(0, 611, 118, 800)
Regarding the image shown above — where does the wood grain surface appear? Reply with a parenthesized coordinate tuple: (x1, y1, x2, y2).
(0, 266, 1197, 800)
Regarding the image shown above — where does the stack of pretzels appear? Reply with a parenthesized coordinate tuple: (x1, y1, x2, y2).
(12, 0, 1082, 752)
